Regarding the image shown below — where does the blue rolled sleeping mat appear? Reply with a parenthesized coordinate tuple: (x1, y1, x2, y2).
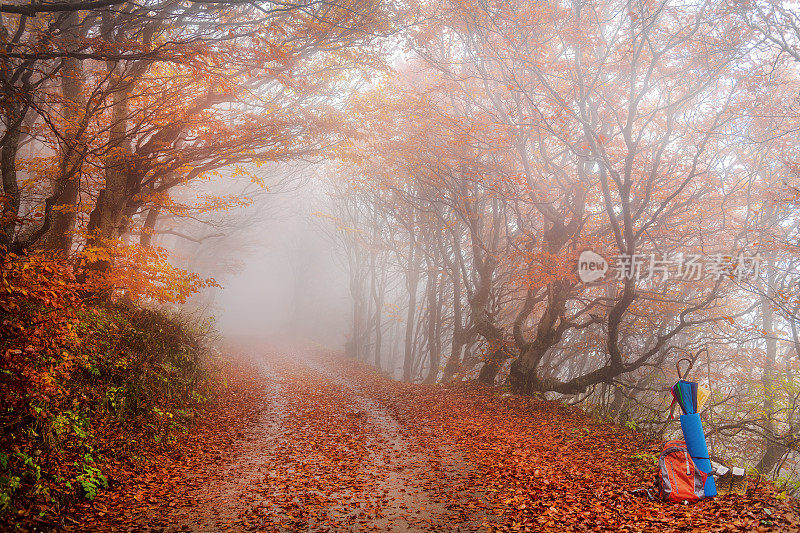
(680, 412, 717, 497)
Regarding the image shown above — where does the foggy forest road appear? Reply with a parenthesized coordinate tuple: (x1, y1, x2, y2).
(77, 346, 800, 533)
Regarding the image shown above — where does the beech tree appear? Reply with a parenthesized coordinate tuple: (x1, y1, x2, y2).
(1, 0, 387, 267)
(321, 0, 800, 480)
(343, 0, 757, 396)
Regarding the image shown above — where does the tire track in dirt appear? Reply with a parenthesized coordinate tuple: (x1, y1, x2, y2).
(297, 350, 492, 532)
(181, 359, 287, 531)
(132, 352, 288, 532)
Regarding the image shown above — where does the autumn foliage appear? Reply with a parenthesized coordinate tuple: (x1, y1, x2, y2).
(330, 0, 800, 487)
(0, 254, 220, 525)
(1, 0, 389, 525)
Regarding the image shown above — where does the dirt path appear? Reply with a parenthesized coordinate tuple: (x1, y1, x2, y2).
(99, 348, 491, 532)
(82, 347, 800, 533)
(299, 353, 490, 532)
(166, 357, 289, 531)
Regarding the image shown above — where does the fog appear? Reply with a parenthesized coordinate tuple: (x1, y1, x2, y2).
(168, 166, 352, 350)
(6, 1, 800, 527)
(212, 204, 350, 348)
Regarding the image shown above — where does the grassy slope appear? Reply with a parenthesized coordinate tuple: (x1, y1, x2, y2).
(0, 302, 218, 530)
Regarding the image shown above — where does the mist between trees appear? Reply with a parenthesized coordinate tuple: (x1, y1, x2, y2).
(2, 0, 800, 492)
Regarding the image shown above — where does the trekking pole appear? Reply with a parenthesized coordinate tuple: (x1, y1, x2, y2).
(698, 346, 714, 457)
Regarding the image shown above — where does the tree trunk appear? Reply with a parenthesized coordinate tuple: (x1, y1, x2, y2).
(349, 272, 365, 360)
(86, 83, 134, 249)
(403, 239, 421, 382)
(372, 266, 385, 370)
(442, 260, 464, 382)
(756, 442, 786, 476)
(757, 254, 784, 475)
(477, 343, 511, 385)
(423, 267, 440, 384)
(139, 206, 160, 247)
(46, 16, 88, 254)
(0, 110, 22, 252)
(506, 219, 578, 395)
(508, 344, 546, 393)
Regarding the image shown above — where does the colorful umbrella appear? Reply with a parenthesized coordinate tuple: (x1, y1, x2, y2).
(671, 355, 717, 497)
(670, 358, 700, 417)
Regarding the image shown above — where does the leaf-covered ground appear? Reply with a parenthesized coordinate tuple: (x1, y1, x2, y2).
(72, 347, 800, 532)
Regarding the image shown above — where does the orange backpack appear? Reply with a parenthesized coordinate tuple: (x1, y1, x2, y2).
(657, 440, 709, 502)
